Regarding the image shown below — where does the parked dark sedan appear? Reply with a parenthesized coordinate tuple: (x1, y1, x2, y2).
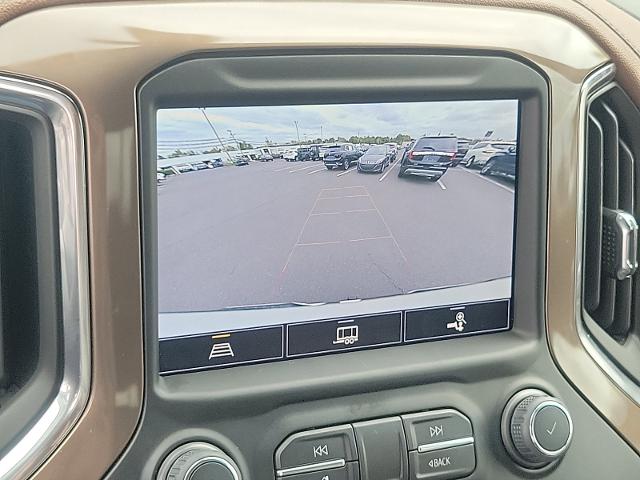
(398, 135, 457, 181)
(233, 155, 250, 166)
(297, 145, 322, 161)
(323, 144, 362, 170)
(256, 153, 274, 162)
(357, 145, 394, 173)
(480, 152, 516, 180)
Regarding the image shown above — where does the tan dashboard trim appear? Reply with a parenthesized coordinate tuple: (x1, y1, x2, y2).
(0, 0, 637, 101)
(0, 1, 636, 478)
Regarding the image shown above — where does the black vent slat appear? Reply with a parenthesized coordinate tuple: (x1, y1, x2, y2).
(595, 278, 617, 330)
(584, 115, 604, 312)
(589, 102, 618, 330)
(609, 141, 636, 338)
(612, 278, 633, 338)
(594, 102, 619, 209)
(618, 141, 634, 212)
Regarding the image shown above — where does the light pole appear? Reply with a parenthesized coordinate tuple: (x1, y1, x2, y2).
(294, 121, 300, 144)
(228, 129, 241, 150)
(320, 125, 323, 140)
(200, 108, 233, 163)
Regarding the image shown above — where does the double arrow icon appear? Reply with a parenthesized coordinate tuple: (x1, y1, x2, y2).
(313, 444, 329, 458)
(429, 425, 444, 437)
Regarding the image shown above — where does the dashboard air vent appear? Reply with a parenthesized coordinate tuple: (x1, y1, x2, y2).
(582, 81, 640, 387)
(583, 85, 640, 340)
(0, 76, 89, 480)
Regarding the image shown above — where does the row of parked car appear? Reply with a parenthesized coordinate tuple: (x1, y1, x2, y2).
(157, 150, 278, 182)
(395, 136, 516, 181)
(304, 136, 516, 181)
(284, 142, 398, 164)
(159, 137, 516, 184)
(461, 140, 516, 180)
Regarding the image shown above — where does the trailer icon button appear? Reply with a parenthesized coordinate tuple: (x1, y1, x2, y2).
(286, 312, 402, 358)
(333, 325, 359, 345)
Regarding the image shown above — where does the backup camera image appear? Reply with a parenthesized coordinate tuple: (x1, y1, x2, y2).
(155, 100, 519, 374)
(157, 100, 519, 371)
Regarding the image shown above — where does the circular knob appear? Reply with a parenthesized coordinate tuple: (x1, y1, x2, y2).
(501, 389, 573, 468)
(157, 442, 241, 480)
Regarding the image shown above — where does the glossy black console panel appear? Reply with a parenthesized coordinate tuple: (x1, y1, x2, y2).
(105, 52, 640, 479)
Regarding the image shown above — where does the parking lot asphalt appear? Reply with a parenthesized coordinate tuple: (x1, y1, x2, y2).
(158, 155, 515, 312)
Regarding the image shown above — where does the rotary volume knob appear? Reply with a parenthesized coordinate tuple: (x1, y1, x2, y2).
(501, 389, 573, 468)
(157, 442, 241, 480)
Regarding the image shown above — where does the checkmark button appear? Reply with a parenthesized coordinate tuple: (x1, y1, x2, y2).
(533, 406, 571, 452)
(546, 421, 557, 436)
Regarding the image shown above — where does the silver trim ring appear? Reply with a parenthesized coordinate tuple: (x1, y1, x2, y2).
(529, 400, 573, 458)
(0, 76, 89, 480)
(184, 456, 241, 480)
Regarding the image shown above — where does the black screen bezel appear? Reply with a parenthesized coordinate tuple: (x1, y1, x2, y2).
(138, 50, 546, 391)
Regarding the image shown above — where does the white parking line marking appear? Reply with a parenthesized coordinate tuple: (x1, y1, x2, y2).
(437, 179, 447, 190)
(297, 240, 342, 247)
(289, 165, 315, 173)
(364, 186, 409, 264)
(282, 195, 321, 272)
(458, 168, 515, 193)
(274, 165, 292, 171)
(310, 208, 376, 216)
(321, 185, 365, 191)
(349, 236, 392, 243)
(307, 168, 325, 175)
(319, 194, 369, 200)
(336, 168, 355, 177)
(344, 208, 377, 214)
(296, 236, 393, 247)
(379, 159, 400, 182)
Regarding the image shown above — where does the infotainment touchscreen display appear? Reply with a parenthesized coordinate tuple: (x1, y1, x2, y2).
(157, 100, 519, 374)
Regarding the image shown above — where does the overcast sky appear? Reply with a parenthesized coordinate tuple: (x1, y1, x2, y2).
(157, 100, 518, 151)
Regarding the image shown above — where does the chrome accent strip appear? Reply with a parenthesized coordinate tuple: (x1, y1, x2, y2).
(610, 209, 638, 280)
(576, 63, 640, 405)
(0, 77, 89, 479)
(276, 459, 346, 477)
(529, 400, 573, 457)
(417, 436, 475, 453)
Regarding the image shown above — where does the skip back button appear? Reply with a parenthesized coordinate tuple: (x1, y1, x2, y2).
(275, 425, 358, 472)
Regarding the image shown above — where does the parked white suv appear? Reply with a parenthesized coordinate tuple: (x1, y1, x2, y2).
(283, 149, 297, 161)
(463, 141, 515, 168)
